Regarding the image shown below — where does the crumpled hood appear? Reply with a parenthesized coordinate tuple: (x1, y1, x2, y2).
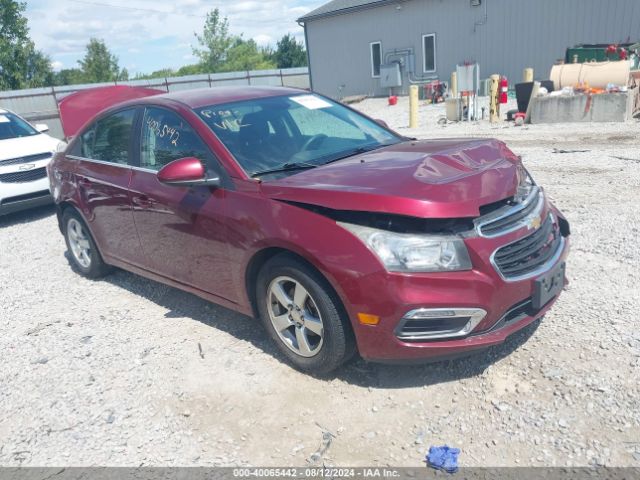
(0, 133, 62, 162)
(260, 138, 522, 219)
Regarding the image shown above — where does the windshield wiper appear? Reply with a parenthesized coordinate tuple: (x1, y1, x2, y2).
(322, 142, 396, 166)
(251, 161, 318, 178)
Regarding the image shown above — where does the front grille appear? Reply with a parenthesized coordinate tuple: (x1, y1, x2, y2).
(477, 187, 543, 237)
(0, 152, 51, 167)
(481, 297, 540, 334)
(493, 214, 562, 279)
(0, 167, 48, 183)
(502, 299, 534, 324)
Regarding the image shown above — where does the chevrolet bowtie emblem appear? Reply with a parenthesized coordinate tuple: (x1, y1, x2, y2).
(529, 216, 542, 230)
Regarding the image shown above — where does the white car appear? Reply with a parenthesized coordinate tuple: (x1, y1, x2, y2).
(0, 108, 64, 215)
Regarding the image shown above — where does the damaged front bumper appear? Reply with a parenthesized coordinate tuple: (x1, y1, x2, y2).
(348, 204, 570, 364)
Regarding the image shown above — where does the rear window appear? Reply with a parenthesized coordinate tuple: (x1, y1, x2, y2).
(0, 112, 39, 140)
(79, 109, 136, 165)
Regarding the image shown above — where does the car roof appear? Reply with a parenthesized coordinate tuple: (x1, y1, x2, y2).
(125, 85, 309, 110)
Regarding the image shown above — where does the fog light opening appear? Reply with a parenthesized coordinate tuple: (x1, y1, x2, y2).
(395, 308, 487, 341)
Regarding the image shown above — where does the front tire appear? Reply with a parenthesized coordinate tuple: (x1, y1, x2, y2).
(256, 254, 355, 374)
(62, 208, 111, 278)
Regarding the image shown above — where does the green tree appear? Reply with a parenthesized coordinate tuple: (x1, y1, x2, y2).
(261, 45, 275, 63)
(135, 68, 176, 80)
(24, 47, 54, 87)
(0, 0, 53, 90)
(78, 38, 120, 83)
(193, 8, 233, 72)
(118, 67, 129, 82)
(221, 37, 276, 72)
(177, 64, 204, 76)
(53, 68, 85, 86)
(273, 34, 307, 69)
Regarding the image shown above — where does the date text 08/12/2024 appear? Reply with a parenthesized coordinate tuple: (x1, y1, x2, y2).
(232, 468, 402, 478)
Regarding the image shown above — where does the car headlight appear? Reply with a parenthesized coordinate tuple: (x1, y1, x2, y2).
(338, 222, 472, 273)
(516, 165, 536, 202)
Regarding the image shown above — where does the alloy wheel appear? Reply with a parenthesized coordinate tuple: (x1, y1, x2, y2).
(266, 276, 324, 357)
(67, 218, 92, 269)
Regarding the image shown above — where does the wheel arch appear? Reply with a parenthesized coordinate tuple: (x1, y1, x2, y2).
(57, 200, 107, 261)
(244, 247, 354, 335)
(56, 200, 79, 233)
(245, 247, 300, 318)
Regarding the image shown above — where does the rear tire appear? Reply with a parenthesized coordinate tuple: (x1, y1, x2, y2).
(62, 208, 111, 279)
(256, 254, 355, 374)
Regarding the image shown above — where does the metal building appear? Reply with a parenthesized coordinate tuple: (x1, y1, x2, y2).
(298, 0, 640, 98)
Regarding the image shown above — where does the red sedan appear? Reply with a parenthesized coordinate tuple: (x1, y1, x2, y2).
(48, 86, 570, 373)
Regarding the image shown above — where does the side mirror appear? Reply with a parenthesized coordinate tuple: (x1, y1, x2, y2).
(157, 157, 220, 187)
(375, 119, 389, 129)
(35, 123, 50, 133)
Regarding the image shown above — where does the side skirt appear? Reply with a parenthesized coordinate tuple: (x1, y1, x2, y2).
(103, 255, 253, 317)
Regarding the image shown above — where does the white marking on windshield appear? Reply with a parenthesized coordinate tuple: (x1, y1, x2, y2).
(290, 95, 332, 110)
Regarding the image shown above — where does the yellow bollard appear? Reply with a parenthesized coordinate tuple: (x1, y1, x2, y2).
(409, 85, 419, 128)
(489, 74, 500, 123)
(450, 71, 458, 98)
(523, 68, 534, 83)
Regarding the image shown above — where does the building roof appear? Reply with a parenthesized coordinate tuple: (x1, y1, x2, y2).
(297, 0, 402, 23)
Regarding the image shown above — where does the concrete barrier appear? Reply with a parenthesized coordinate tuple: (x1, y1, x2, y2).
(529, 88, 638, 123)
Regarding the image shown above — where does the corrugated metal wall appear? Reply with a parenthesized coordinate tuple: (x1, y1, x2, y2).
(0, 68, 310, 139)
(305, 0, 640, 98)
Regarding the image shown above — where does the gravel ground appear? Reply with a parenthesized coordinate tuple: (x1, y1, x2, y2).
(1, 97, 639, 467)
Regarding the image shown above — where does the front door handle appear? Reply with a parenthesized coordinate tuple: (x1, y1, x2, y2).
(132, 195, 154, 209)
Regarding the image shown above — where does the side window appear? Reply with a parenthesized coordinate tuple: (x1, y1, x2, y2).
(80, 125, 96, 158)
(140, 107, 210, 171)
(91, 109, 136, 164)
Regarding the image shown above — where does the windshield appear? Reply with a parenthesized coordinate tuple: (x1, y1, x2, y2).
(195, 94, 401, 178)
(0, 112, 39, 140)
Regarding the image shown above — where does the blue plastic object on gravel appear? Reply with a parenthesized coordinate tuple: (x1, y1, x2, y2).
(426, 445, 460, 473)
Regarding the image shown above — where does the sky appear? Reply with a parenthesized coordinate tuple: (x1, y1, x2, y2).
(24, 0, 322, 76)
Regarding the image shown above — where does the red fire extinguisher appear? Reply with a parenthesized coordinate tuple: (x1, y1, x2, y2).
(500, 76, 509, 104)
